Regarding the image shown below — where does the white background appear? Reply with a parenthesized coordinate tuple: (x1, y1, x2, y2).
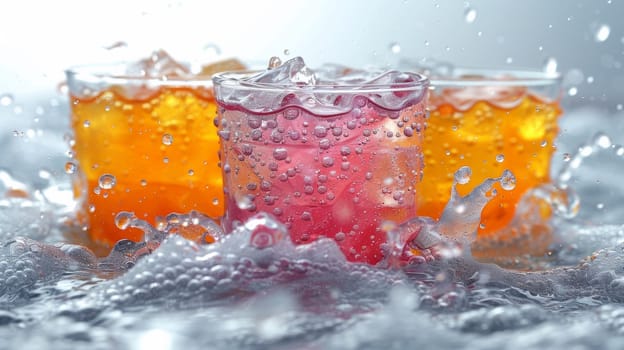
(0, 0, 623, 107)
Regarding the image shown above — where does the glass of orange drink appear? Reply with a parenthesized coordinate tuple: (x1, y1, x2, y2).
(417, 68, 562, 239)
(65, 51, 244, 247)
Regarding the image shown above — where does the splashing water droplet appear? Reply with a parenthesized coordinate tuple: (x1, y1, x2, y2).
(0, 93, 14, 106)
(500, 169, 516, 190)
(568, 87, 578, 96)
(389, 42, 401, 54)
(115, 211, 136, 230)
(98, 174, 117, 189)
(496, 154, 505, 163)
(595, 24, 611, 42)
(268, 56, 282, 70)
(64, 162, 76, 174)
(543, 57, 558, 74)
(454, 166, 472, 185)
(593, 133, 612, 149)
(162, 134, 173, 146)
(464, 7, 477, 23)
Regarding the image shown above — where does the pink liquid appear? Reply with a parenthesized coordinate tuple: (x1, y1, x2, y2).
(217, 99, 426, 264)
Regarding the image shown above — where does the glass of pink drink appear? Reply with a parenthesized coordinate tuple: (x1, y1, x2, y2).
(213, 58, 429, 264)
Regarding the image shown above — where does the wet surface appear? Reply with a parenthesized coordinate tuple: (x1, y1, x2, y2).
(2, 94, 624, 349)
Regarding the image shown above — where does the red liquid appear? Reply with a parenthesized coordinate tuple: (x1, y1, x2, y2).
(217, 101, 426, 264)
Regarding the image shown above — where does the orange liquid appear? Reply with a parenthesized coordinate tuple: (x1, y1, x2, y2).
(417, 94, 561, 236)
(70, 88, 223, 246)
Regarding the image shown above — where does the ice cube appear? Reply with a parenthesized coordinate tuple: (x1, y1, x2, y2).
(125, 49, 191, 79)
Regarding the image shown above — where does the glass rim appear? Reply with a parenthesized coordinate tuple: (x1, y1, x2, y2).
(429, 67, 561, 88)
(65, 62, 214, 87)
(212, 70, 429, 94)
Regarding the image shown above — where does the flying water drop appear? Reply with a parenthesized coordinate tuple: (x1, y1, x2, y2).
(595, 24, 611, 42)
(464, 7, 477, 23)
(0, 93, 14, 106)
(389, 42, 401, 54)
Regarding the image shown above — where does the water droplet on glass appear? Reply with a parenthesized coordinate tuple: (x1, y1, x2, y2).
(273, 148, 288, 161)
(595, 24, 611, 42)
(389, 42, 401, 54)
(505, 57, 513, 64)
(98, 174, 117, 189)
(65, 162, 77, 174)
(140, 179, 147, 186)
(283, 49, 290, 56)
(464, 7, 477, 23)
(454, 166, 471, 185)
(543, 57, 558, 74)
(268, 56, 282, 70)
(0, 94, 14, 106)
(335, 231, 345, 242)
(568, 87, 578, 96)
(212, 198, 219, 206)
(617, 104, 623, 111)
(496, 154, 505, 163)
(162, 134, 173, 146)
(424, 40, 430, 47)
(597, 203, 605, 210)
(500, 169, 516, 190)
(83, 120, 91, 128)
(587, 76, 595, 84)
(188, 169, 195, 176)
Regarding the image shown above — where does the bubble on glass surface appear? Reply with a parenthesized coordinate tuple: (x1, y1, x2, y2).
(98, 174, 116, 190)
(594, 24, 611, 42)
(464, 7, 477, 23)
(64, 162, 76, 174)
(162, 134, 173, 146)
(496, 154, 505, 163)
